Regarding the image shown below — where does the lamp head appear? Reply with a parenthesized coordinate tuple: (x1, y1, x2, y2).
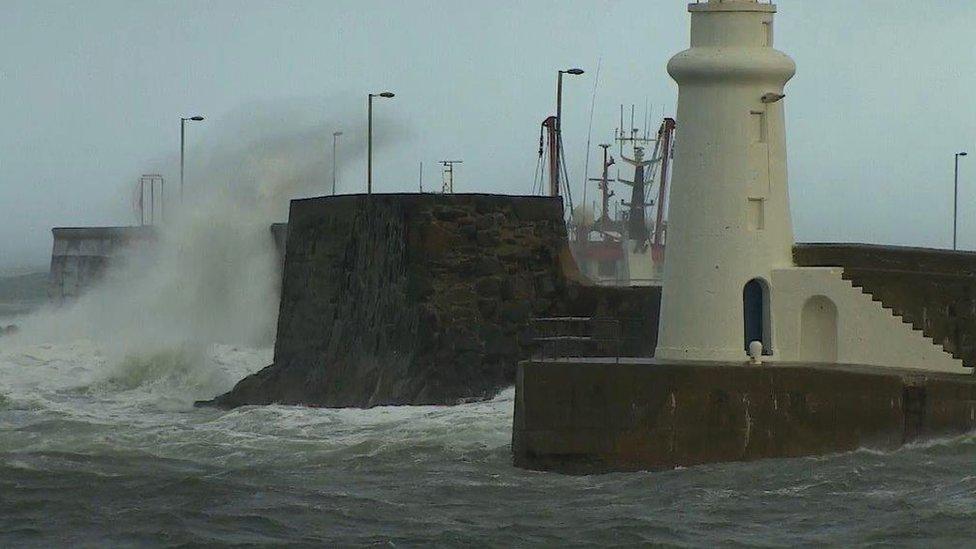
(565, 68, 585, 75)
(960, 152, 969, 157)
(188, 116, 204, 121)
(378, 92, 395, 98)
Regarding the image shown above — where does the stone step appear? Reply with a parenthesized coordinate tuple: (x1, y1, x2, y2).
(844, 272, 964, 368)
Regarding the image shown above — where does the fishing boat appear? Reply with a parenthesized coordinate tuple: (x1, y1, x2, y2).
(569, 111, 675, 286)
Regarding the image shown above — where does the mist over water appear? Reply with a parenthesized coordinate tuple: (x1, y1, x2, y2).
(2, 103, 975, 546)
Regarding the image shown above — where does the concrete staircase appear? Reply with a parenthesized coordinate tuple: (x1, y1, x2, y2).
(840, 271, 965, 365)
(773, 266, 966, 373)
(829, 272, 963, 371)
(793, 243, 976, 370)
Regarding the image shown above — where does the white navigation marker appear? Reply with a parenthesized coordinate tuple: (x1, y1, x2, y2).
(655, 0, 967, 374)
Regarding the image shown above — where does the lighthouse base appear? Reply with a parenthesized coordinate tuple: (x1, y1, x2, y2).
(513, 359, 976, 474)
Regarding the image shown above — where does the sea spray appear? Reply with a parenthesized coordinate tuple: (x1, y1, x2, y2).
(9, 97, 406, 397)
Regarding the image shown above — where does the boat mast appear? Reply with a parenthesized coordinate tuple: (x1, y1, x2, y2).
(588, 144, 615, 232)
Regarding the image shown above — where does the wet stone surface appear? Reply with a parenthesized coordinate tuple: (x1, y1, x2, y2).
(205, 194, 658, 409)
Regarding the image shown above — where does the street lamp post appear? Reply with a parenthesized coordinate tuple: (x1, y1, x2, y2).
(955, 151, 968, 250)
(367, 92, 395, 194)
(180, 115, 205, 204)
(553, 68, 584, 197)
(332, 131, 343, 195)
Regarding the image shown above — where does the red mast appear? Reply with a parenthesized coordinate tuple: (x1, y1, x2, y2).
(541, 116, 560, 196)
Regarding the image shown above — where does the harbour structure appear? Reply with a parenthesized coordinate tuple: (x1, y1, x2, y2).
(48, 226, 156, 305)
(49, 175, 167, 304)
(201, 193, 659, 409)
(656, 0, 965, 373)
(513, 0, 976, 473)
(48, 222, 288, 306)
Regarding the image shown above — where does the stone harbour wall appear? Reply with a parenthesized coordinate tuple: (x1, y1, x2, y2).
(204, 193, 658, 408)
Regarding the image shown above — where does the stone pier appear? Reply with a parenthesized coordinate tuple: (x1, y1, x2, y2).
(203, 193, 658, 409)
(513, 358, 976, 474)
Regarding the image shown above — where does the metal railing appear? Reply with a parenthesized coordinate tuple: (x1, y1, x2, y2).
(530, 317, 622, 363)
(593, 277, 662, 288)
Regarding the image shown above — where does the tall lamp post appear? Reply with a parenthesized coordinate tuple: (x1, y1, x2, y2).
(180, 115, 205, 204)
(954, 151, 968, 250)
(367, 92, 395, 194)
(552, 68, 584, 196)
(332, 131, 343, 195)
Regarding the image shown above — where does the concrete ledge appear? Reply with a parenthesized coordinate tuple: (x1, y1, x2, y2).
(689, 3, 776, 14)
(513, 359, 976, 474)
(51, 226, 156, 241)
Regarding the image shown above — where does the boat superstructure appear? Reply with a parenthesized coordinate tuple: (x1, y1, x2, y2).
(568, 111, 676, 286)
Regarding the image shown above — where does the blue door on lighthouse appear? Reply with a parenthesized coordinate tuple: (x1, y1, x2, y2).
(743, 279, 767, 354)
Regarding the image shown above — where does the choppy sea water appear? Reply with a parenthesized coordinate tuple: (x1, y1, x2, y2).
(2, 340, 975, 547)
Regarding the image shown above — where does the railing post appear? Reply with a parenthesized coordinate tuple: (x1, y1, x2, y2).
(615, 319, 621, 364)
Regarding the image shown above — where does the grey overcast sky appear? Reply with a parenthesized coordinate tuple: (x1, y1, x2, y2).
(2, 0, 975, 269)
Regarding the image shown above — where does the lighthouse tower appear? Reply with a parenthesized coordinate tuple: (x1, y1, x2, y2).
(657, 0, 794, 362)
(656, 0, 968, 374)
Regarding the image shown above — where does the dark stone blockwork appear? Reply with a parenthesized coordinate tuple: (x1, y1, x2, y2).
(204, 193, 657, 408)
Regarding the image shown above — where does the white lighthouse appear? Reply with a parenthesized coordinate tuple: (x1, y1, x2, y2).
(656, 0, 968, 374)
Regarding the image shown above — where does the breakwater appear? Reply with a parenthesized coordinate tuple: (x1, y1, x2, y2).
(48, 224, 289, 306)
(48, 226, 156, 305)
(204, 193, 656, 408)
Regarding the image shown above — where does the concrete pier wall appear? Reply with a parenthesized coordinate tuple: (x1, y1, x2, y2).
(48, 223, 290, 305)
(48, 226, 156, 304)
(514, 243, 976, 473)
(514, 360, 976, 474)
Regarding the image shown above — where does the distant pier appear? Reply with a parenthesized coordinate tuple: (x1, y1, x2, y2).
(48, 226, 156, 304)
